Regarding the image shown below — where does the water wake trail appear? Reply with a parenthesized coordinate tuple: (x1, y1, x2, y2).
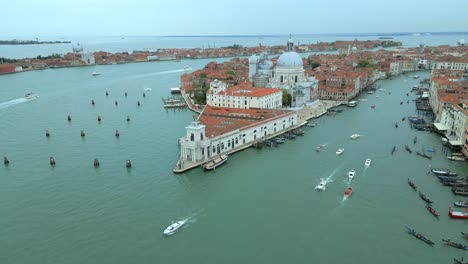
(0, 98, 28, 110)
(182, 208, 205, 225)
(121, 68, 188, 82)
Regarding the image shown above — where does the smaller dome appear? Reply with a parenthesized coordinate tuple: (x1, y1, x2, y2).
(259, 59, 273, 69)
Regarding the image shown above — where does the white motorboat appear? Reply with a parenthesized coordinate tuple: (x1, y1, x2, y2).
(350, 134, 361, 139)
(143, 87, 152, 91)
(91, 71, 101, 76)
(336, 148, 344, 155)
(348, 170, 356, 179)
(183, 66, 191, 70)
(365, 158, 371, 167)
(315, 178, 327, 191)
(163, 220, 185, 236)
(24, 93, 40, 100)
(203, 154, 228, 170)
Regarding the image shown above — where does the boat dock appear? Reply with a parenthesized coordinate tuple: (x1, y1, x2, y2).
(163, 96, 186, 108)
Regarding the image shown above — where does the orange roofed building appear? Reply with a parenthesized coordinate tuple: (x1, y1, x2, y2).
(176, 106, 297, 167)
(206, 80, 282, 109)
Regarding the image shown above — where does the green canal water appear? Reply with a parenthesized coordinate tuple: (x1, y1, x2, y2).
(0, 62, 467, 263)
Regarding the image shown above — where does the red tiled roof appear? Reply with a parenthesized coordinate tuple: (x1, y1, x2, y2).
(199, 106, 294, 138)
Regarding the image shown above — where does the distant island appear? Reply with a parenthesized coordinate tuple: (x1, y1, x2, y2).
(0, 39, 71, 45)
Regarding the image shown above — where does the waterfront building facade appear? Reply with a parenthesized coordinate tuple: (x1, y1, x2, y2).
(177, 106, 297, 165)
(206, 80, 282, 109)
(432, 55, 468, 70)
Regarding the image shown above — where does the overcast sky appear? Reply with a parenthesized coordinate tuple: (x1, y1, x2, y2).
(2, 0, 467, 37)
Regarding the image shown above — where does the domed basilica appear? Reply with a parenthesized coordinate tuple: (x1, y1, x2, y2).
(249, 37, 316, 108)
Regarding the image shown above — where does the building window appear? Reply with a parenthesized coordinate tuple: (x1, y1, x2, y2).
(281, 76, 283, 82)
(200, 133, 203, 140)
(235, 138, 238, 144)
(190, 133, 194, 141)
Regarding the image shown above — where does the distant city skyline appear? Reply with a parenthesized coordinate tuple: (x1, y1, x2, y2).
(2, 0, 468, 37)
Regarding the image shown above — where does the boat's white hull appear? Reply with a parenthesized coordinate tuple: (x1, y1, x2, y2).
(163, 221, 185, 236)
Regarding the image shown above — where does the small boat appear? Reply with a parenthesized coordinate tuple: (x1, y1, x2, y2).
(442, 239, 468, 250)
(405, 145, 412, 154)
(431, 168, 457, 176)
(315, 178, 328, 191)
(306, 123, 316, 127)
(452, 189, 468, 196)
(419, 192, 433, 203)
(453, 257, 467, 264)
(344, 187, 353, 198)
(454, 200, 468, 207)
(348, 170, 356, 180)
(144, 87, 152, 91)
(350, 134, 361, 139)
(449, 156, 467, 161)
(275, 137, 286, 144)
(395, 122, 398, 128)
(365, 158, 371, 167)
(336, 148, 344, 155)
(376, 95, 380, 98)
(462, 232, 468, 239)
(163, 220, 186, 236)
(203, 154, 228, 170)
(316, 144, 324, 152)
(366, 91, 374, 94)
(391, 146, 396, 155)
(449, 207, 468, 219)
(92, 71, 101, 76)
(413, 75, 420, 79)
(370, 105, 376, 109)
(405, 226, 434, 245)
(402, 117, 406, 121)
(252, 141, 264, 149)
(413, 136, 417, 144)
(24, 93, 40, 100)
(426, 205, 440, 217)
(437, 176, 463, 182)
(408, 178, 417, 190)
(183, 66, 191, 70)
(416, 151, 432, 159)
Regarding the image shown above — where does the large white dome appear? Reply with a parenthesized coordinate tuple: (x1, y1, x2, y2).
(277, 52, 303, 67)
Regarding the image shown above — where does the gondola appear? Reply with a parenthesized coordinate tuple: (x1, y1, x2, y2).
(431, 168, 458, 176)
(453, 257, 467, 264)
(391, 146, 396, 155)
(408, 178, 417, 190)
(413, 136, 417, 144)
(416, 151, 432, 159)
(405, 145, 412, 154)
(437, 175, 463, 182)
(419, 192, 434, 203)
(442, 239, 468, 250)
(462, 232, 468, 239)
(426, 205, 440, 217)
(405, 226, 435, 245)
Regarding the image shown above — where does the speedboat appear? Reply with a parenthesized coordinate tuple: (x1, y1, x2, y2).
(143, 87, 152, 91)
(350, 134, 361, 139)
(344, 187, 353, 198)
(183, 66, 191, 70)
(203, 154, 228, 170)
(92, 71, 101, 76)
(163, 220, 185, 235)
(315, 144, 324, 152)
(365, 158, 371, 167)
(348, 170, 356, 179)
(336, 148, 344, 155)
(24, 93, 40, 100)
(315, 178, 327, 191)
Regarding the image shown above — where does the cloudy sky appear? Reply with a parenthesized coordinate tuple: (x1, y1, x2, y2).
(3, 0, 467, 37)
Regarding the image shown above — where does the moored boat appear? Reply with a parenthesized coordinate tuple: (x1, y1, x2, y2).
(454, 200, 468, 207)
(344, 187, 353, 198)
(453, 257, 467, 264)
(405, 226, 435, 245)
(449, 156, 467, 161)
(163, 220, 185, 236)
(91, 71, 101, 76)
(203, 154, 228, 170)
(431, 168, 458, 176)
(336, 148, 344, 155)
(449, 207, 468, 219)
(404, 145, 412, 154)
(416, 151, 432, 159)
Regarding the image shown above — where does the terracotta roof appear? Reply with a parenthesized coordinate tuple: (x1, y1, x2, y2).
(199, 106, 294, 138)
(216, 83, 281, 97)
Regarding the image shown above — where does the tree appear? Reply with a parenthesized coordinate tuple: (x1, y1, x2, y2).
(282, 89, 292, 107)
(199, 72, 207, 78)
(310, 62, 321, 70)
